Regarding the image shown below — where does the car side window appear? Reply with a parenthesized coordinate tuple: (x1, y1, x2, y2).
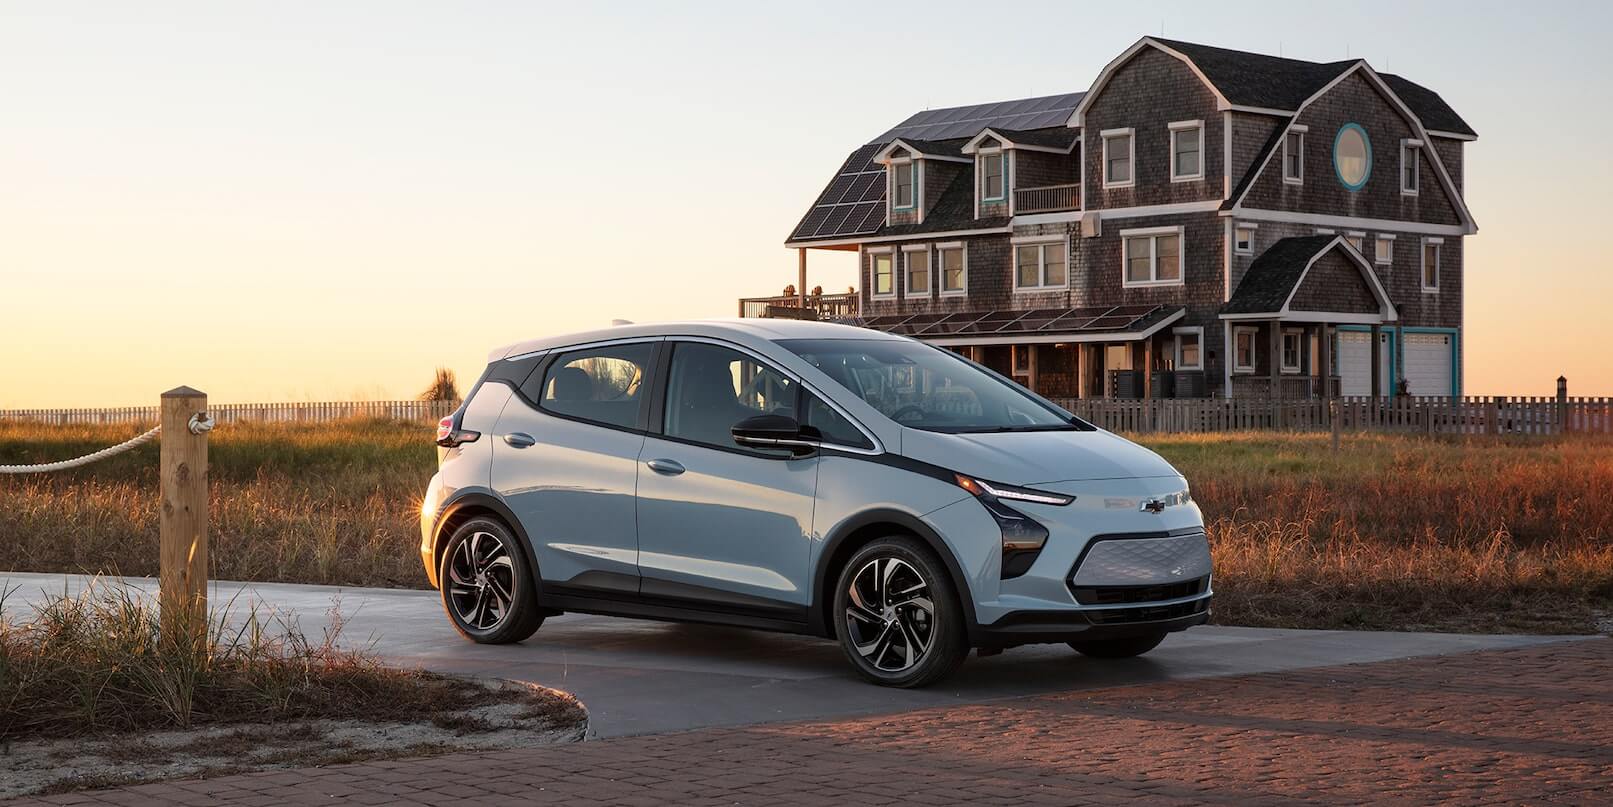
(803, 393, 872, 450)
(539, 343, 654, 430)
(663, 342, 797, 452)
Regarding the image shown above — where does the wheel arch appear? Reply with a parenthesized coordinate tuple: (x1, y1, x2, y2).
(809, 508, 980, 643)
(432, 490, 543, 592)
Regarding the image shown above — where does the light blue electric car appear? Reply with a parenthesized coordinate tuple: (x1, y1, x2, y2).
(420, 319, 1210, 687)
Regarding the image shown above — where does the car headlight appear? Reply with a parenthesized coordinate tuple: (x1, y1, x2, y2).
(954, 474, 1072, 578)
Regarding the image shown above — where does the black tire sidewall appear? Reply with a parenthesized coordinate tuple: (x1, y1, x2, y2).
(439, 517, 543, 644)
(832, 536, 968, 688)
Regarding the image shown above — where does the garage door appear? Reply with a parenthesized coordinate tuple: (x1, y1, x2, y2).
(1403, 333, 1454, 396)
(1338, 331, 1389, 396)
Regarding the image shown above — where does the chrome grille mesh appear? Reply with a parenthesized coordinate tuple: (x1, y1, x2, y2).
(1071, 532, 1212, 587)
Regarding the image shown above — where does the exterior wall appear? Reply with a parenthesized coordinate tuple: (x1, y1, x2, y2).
(1014, 150, 1078, 192)
(1082, 47, 1224, 211)
(1431, 136, 1464, 194)
(860, 234, 1011, 316)
(1289, 251, 1378, 313)
(1239, 71, 1462, 225)
(1229, 111, 1284, 188)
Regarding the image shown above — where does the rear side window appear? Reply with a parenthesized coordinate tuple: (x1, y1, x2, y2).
(539, 343, 655, 430)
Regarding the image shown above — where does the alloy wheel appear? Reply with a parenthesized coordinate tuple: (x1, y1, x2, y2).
(843, 557, 936, 673)
(447, 530, 516, 631)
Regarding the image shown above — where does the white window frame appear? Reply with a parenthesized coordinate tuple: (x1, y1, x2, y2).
(1168, 119, 1205, 182)
(1313, 228, 1335, 236)
(1120, 225, 1186, 288)
(1345, 231, 1366, 254)
(1011, 236, 1068, 291)
(1173, 326, 1204, 370)
(1280, 328, 1304, 374)
(1234, 223, 1257, 256)
(937, 242, 968, 297)
(978, 149, 1006, 203)
(1400, 139, 1421, 197)
(1101, 127, 1135, 189)
(1375, 234, 1396, 266)
(1421, 237, 1442, 293)
(1233, 326, 1258, 374)
(890, 159, 917, 211)
(901, 243, 931, 299)
(1283, 126, 1307, 185)
(868, 247, 895, 298)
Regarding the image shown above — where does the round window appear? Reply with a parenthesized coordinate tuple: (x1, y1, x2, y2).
(1333, 123, 1371, 191)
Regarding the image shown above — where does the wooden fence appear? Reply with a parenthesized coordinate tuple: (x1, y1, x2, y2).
(1052, 395, 1613, 436)
(0, 399, 456, 426)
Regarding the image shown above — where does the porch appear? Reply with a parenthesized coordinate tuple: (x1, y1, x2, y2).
(736, 290, 859, 321)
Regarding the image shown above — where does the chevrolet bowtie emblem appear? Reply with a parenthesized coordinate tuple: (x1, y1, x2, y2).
(1140, 498, 1167, 514)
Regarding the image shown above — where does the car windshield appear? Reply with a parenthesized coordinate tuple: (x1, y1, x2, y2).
(778, 338, 1080, 433)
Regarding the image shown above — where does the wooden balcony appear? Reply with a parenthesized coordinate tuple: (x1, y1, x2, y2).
(1013, 183, 1080, 214)
(737, 291, 859, 321)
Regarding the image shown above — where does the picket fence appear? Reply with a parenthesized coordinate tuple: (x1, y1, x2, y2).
(1052, 395, 1613, 435)
(0, 400, 456, 426)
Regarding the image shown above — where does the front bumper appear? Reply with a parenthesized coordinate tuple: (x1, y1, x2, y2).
(976, 592, 1210, 646)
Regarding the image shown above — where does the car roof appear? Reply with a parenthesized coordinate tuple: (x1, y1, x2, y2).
(489, 318, 904, 361)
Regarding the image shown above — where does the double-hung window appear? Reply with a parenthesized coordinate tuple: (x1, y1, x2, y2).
(980, 152, 1005, 202)
(1014, 239, 1066, 290)
(903, 245, 930, 297)
(1421, 238, 1442, 292)
(1346, 231, 1366, 254)
(1102, 128, 1134, 188)
(892, 161, 915, 209)
(1283, 127, 1306, 184)
(1375, 234, 1395, 265)
(938, 243, 966, 294)
(1281, 330, 1304, 373)
(1122, 226, 1183, 287)
(870, 249, 894, 296)
(1401, 139, 1421, 196)
(1233, 327, 1257, 373)
(1169, 120, 1204, 181)
(1234, 225, 1256, 255)
(1174, 327, 1203, 370)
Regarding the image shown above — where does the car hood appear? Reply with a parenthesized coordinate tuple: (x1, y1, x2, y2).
(899, 427, 1180, 486)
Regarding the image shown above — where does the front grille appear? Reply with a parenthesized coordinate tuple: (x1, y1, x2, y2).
(1073, 575, 1209, 605)
(1070, 530, 1213, 589)
(1083, 597, 1209, 625)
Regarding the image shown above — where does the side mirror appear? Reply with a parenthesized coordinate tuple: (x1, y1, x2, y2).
(731, 414, 816, 455)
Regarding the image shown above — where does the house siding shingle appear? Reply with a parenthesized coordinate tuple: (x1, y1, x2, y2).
(1082, 48, 1224, 210)
(1289, 251, 1378, 313)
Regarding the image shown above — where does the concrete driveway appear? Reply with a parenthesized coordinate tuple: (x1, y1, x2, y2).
(0, 571, 1585, 739)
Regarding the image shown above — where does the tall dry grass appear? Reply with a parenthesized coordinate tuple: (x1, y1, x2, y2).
(1, 420, 1609, 633)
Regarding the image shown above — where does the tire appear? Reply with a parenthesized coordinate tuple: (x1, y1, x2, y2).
(832, 536, 968, 688)
(1067, 632, 1166, 658)
(438, 517, 544, 644)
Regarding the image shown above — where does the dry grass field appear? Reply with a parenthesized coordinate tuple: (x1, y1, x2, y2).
(2, 419, 1609, 635)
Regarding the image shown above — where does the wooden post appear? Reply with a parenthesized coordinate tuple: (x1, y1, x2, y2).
(796, 248, 808, 310)
(1268, 321, 1283, 428)
(1331, 399, 1341, 453)
(1557, 376, 1568, 434)
(1142, 337, 1154, 400)
(1369, 324, 1383, 401)
(1318, 322, 1332, 425)
(1075, 343, 1088, 399)
(160, 386, 209, 644)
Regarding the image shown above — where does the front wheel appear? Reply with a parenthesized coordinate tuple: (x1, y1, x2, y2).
(1067, 632, 1166, 658)
(439, 517, 544, 644)
(832, 537, 968, 688)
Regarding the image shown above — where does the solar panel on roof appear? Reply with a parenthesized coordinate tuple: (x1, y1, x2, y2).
(871, 92, 1084, 143)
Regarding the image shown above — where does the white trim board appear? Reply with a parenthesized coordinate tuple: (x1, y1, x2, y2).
(785, 226, 1011, 249)
(1225, 208, 1470, 237)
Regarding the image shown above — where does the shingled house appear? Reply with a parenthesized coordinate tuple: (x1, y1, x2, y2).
(764, 37, 1476, 399)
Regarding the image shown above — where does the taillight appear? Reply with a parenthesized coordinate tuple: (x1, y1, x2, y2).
(435, 415, 481, 448)
(435, 417, 454, 443)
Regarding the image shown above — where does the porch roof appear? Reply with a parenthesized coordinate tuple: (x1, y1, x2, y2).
(1223, 235, 1397, 324)
(843, 304, 1185, 344)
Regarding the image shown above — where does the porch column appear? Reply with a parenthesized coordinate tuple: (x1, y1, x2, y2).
(1370, 324, 1383, 399)
(1075, 343, 1088, 399)
(1028, 343, 1041, 395)
(1319, 321, 1333, 403)
(1268, 320, 1281, 399)
(1103, 343, 1113, 398)
(1223, 321, 1235, 400)
(796, 248, 807, 309)
(1142, 338, 1154, 399)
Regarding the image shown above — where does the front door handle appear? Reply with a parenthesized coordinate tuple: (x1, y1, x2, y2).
(503, 432, 536, 449)
(645, 458, 685, 476)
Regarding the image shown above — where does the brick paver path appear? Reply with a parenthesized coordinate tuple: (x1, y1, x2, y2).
(19, 639, 1611, 806)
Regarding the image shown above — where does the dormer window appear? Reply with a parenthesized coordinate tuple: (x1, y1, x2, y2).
(892, 161, 915, 209)
(1102, 128, 1135, 189)
(981, 152, 1005, 202)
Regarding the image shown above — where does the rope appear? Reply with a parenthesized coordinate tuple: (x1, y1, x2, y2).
(0, 425, 162, 474)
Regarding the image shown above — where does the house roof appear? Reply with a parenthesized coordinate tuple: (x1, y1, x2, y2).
(971, 127, 1081, 152)
(1225, 236, 1339, 314)
(872, 93, 1086, 143)
(880, 161, 1009, 237)
(876, 138, 967, 162)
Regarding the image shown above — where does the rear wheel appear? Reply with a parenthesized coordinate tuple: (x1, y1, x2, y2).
(439, 517, 543, 644)
(1067, 632, 1166, 658)
(832, 536, 968, 688)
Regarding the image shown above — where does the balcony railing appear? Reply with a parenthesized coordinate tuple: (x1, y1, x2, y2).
(1013, 183, 1081, 214)
(737, 291, 859, 321)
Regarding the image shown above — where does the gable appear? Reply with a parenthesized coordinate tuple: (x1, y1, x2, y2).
(1289, 250, 1378, 313)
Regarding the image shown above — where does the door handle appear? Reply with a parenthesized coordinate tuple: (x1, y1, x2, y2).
(645, 458, 685, 475)
(503, 432, 536, 449)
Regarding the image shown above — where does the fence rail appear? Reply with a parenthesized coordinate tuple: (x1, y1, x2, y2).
(0, 400, 456, 426)
(1051, 395, 1612, 435)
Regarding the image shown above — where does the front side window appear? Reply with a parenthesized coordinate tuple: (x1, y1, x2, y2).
(662, 342, 797, 452)
(939, 245, 965, 293)
(981, 153, 1005, 201)
(1103, 130, 1133, 187)
(1170, 121, 1203, 180)
(893, 162, 915, 209)
(1422, 240, 1441, 291)
(802, 393, 872, 449)
(1284, 130, 1305, 183)
(871, 251, 893, 296)
(1402, 142, 1420, 195)
(541, 343, 655, 430)
(1123, 229, 1183, 286)
(780, 338, 1076, 433)
(1234, 328, 1257, 372)
(904, 247, 930, 295)
(1281, 331, 1303, 372)
(1015, 241, 1066, 289)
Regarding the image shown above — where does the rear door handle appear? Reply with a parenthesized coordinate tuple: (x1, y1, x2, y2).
(645, 458, 685, 475)
(503, 432, 536, 449)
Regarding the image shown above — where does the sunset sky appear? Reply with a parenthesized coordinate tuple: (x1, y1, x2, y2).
(3, 1, 1610, 407)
